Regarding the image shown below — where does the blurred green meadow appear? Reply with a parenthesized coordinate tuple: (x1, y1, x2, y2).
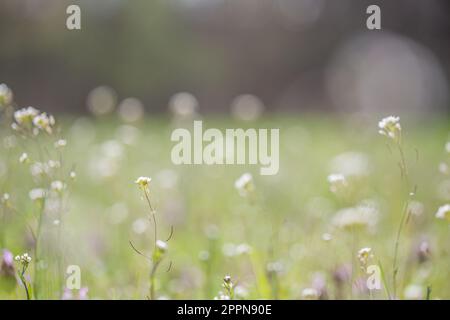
(1, 103, 449, 299)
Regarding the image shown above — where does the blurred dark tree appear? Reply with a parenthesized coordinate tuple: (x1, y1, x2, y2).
(0, 0, 449, 114)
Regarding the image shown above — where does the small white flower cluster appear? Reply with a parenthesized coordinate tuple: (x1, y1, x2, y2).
(403, 284, 424, 300)
(266, 261, 284, 275)
(51, 180, 65, 192)
(234, 173, 254, 197)
(29, 188, 47, 201)
(14, 252, 32, 265)
(33, 112, 56, 134)
(327, 173, 348, 193)
(332, 202, 379, 231)
(330, 152, 370, 177)
(222, 243, 252, 257)
(29, 180, 66, 201)
(12, 106, 56, 135)
(301, 288, 319, 300)
(435, 204, 450, 222)
(54, 139, 67, 148)
(0, 83, 13, 107)
(378, 116, 401, 141)
(135, 176, 151, 191)
(357, 247, 373, 269)
(214, 292, 231, 300)
(1, 193, 10, 204)
(30, 161, 61, 177)
(13, 106, 39, 125)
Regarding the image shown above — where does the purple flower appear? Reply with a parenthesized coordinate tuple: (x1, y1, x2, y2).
(2, 249, 14, 268)
(79, 287, 89, 300)
(62, 287, 89, 300)
(1, 249, 17, 292)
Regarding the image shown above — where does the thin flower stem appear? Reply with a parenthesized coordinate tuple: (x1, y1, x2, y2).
(391, 140, 411, 299)
(143, 189, 157, 248)
(392, 202, 409, 299)
(33, 198, 45, 300)
(149, 260, 161, 300)
(19, 267, 31, 300)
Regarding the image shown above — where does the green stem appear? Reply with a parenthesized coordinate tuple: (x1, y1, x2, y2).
(20, 267, 31, 300)
(392, 141, 411, 299)
(149, 260, 161, 300)
(143, 190, 157, 248)
(33, 199, 45, 300)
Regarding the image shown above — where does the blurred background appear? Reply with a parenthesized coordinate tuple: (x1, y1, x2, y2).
(0, 0, 449, 116)
(1, 0, 450, 300)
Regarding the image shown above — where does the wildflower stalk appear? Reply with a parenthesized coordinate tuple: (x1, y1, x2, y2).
(379, 116, 414, 299)
(33, 198, 45, 299)
(149, 259, 161, 300)
(18, 265, 31, 300)
(15, 253, 32, 300)
(391, 138, 412, 299)
(143, 189, 157, 248)
(133, 177, 171, 300)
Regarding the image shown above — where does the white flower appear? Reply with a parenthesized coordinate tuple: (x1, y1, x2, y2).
(435, 204, 450, 222)
(439, 162, 449, 175)
(1, 193, 10, 203)
(378, 116, 401, 141)
(234, 285, 249, 299)
(14, 107, 39, 125)
(404, 284, 424, 300)
(54, 139, 67, 148)
(19, 153, 29, 163)
(33, 112, 55, 134)
(30, 162, 48, 176)
(236, 243, 252, 255)
(322, 233, 332, 241)
(357, 247, 373, 267)
(214, 292, 231, 300)
(327, 173, 348, 193)
(70, 171, 77, 179)
(329, 152, 370, 177)
(29, 188, 46, 201)
(0, 83, 13, 106)
(135, 176, 151, 190)
(407, 200, 424, 217)
(51, 180, 65, 192)
(48, 160, 61, 169)
(234, 173, 254, 197)
(154, 240, 168, 261)
(266, 261, 284, 275)
(222, 243, 252, 257)
(332, 202, 378, 231)
(156, 240, 168, 253)
(302, 288, 319, 300)
(15, 252, 32, 265)
(445, 142, 450, 153)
